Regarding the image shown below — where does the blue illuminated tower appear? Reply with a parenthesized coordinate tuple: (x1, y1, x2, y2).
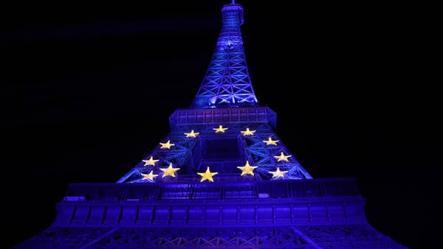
(193, 2, 257, 107)
(117, 1, 311, 184)
(16, 2, 406, 248)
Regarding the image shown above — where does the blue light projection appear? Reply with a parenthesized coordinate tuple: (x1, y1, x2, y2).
(118, 107, 312, 184)
(15, 2, 407, 249)
(117, 2, 311, 184)
(193, 3, 258, 108)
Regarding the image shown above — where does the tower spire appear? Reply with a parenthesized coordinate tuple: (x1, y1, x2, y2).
(193, 1, 258, 108)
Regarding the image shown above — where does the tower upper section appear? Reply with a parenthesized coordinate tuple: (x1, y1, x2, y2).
(193, 2, 258, 108)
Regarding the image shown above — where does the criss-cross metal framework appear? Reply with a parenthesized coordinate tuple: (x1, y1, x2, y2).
(193, 3, 258, 108)
(118, 121, 312, 183)
(240, 124, 312, 180)
(15, 2, 407, 249)
(117, 3, 312, 184)
(18, 225, 404, 249)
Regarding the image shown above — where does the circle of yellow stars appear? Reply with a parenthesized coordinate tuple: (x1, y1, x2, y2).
(139, 126, 293, 182)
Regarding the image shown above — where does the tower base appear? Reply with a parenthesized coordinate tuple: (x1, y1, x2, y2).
(16, 178, 406, 249)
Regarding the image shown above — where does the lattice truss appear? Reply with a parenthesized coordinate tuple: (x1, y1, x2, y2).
(16, 226, 405, 249)
(90, 227, 312, 249)
(118, 126, 199, 183)
(15, 228, 114, 249)
(241, 124, 312, 180)
(193, 21, 257, 107)
(298, 225, 408, 249)
(118, 123, 312, 183)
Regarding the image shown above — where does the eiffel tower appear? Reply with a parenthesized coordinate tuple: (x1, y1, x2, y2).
(16, 1, 406, 248)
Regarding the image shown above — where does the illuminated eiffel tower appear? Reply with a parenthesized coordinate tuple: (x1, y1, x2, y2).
(16, 1, 406, 248)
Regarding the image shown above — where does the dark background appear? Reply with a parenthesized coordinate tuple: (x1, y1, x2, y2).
(1, 0, 440, 248)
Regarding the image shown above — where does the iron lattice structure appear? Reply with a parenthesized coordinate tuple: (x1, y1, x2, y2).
(119, 3, 310, 183)
(193, 3, 257, 108)
(17, 181, 405, 249)
(16, 2, 407, 249)
(118, 107, 312, 183)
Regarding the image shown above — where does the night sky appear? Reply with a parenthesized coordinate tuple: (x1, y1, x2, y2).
(1, 0, 440, 248)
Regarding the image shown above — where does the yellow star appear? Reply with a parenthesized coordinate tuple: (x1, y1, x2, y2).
(197, 167, 218, 182)
(263, 137, 279, 146)
(184, 130, 200, 138)
(142, 156, 159, 166)
(237, 161, 257, 176)
(241, 128, 256, 136)
(274, 152, 292, 162)
(141, 170, 158, 182)
(213, 125, 228, 134)
(160, 163, 180, 177)
(159, 140, 175, 149)
(269, 167, 288, 179)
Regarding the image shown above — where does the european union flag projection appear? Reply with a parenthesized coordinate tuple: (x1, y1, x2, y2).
(16, 1, 406, 249)
(117, 2, 311, 184)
